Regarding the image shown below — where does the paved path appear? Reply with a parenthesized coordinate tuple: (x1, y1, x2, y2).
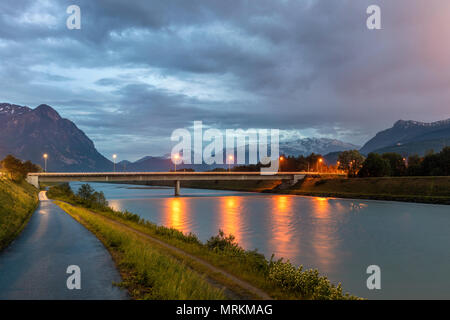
(0, 192, 128, 300)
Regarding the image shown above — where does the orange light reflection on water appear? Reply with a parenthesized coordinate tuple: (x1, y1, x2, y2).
(311, 197, 337, 271)
(218, 196, 244, 247)
(163, 197, 187, 231)
(270, 195, 294, 256)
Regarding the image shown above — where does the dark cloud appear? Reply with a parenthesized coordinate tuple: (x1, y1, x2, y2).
(0, 0, 449, 159)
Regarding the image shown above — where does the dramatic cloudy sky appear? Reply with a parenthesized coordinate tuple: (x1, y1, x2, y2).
(1, 0, 449, 160)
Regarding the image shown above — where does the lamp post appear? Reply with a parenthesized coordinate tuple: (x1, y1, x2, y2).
(173, 153, 180, 172)
(112, 154, 117, 173)
(279, 156, 284, 172)
(317, 158, 323, 172)
(43, 154, 48, 172)
(228, 155, 234, 172)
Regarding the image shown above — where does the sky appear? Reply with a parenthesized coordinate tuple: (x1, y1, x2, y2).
(1, 0, 450, 161)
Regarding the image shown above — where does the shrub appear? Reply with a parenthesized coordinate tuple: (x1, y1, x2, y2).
(268, 259, 356, 300)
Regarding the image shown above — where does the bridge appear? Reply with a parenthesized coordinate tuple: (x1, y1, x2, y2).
(27, 172, 308, 196)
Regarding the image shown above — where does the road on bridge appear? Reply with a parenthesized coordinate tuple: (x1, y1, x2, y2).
(0, 192, 128, 300)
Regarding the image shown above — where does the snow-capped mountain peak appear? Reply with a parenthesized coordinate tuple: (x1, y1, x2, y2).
(280, 137, 360, 156)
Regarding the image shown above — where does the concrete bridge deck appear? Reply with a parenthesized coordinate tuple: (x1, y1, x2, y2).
(27, 172, 310, 196)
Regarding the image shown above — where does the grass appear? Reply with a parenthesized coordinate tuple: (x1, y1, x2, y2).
(0, 178, 38, 251)
(49, 184, 357, 300)
(281, 176, 450, 204)
(55, 201, 226, 300)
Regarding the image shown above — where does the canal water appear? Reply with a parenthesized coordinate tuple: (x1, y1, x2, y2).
(70, 182, 450, 299)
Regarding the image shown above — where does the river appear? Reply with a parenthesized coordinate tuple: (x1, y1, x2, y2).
(70, 182, 450, 299)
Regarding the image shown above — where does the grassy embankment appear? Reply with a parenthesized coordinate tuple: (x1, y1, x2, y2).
(0, 177, 38, 251)
(49, 184, 357, 300)
(55, 201, 226, 300)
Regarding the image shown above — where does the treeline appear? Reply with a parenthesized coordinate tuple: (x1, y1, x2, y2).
(221, 147, 450, 177)
(0, 155, 41, 181)
(336, 147, 450, 177)
(356, 147, 450, 177)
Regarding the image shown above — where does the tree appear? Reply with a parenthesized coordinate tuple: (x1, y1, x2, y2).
(338, 150, 365, 176)
(1, 155, 24, 180)
(358, 153, 391, 177)
(91, 191, 108, 208)
(382, 153, 406, 176)
(406, 154, 423, 176)
(421, 146, 450, 176)
(77, 184, 95, 201)
(0, 155, 40, 181)
(22, 160, 41, 174)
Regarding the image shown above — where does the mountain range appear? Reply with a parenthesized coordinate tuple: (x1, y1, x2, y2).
(360, 119, 450, 156)
(0, 102, 448, 171)
(0, 103, 112, 171)
(280, 138, 359, 157)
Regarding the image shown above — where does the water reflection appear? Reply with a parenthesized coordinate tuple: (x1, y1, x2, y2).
(269, 196, 295, 258)
(163, 197, 188, 231)
(311, 197, 338, 272)
(218, 196, 245, 247)
(70, 182, 450, 299)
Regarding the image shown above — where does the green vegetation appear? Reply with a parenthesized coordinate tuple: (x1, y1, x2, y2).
(49, 183, 357, 300)
(56, 201, 225, 300)
(357, 153, 391, 178)
(284, 176, 450, 204)
(0, 178, 38, 251)
(0, 154, 41, 181)
(338, 150, 365, 176)
(357, 147, 450, 177)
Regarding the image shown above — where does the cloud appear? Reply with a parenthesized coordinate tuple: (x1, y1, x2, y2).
(1, 0, 450, 159)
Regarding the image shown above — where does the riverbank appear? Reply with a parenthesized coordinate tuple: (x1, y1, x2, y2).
(48, 184, 358, 300)
(278, 176, 450, 204)
(0, 178, 38, 251)
(138, 176, 450, 205)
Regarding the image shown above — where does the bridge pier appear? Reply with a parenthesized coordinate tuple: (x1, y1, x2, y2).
(174, 180, 180, 196)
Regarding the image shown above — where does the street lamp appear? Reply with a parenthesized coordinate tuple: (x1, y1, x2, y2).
(228, 155, 234, 172)
(112, 154, 117, 172)
(43, 154, 48, 172)
(279, 156, 284, 172)
(173, 153, 180, 172)
(318, 158, 323, 172)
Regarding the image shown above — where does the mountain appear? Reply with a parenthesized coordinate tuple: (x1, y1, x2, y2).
(0, 103, 112, 171)
(116, 155, 229, 172)
(360, 119, 450, 155)
(280, 138, 360, 157)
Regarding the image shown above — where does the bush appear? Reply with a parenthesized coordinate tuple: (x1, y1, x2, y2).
(268, 259, 356, 300)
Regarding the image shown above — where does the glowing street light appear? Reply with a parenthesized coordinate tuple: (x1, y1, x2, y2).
(43, 153, 48, 172)
(228, 155, 234, 172)
(173, 153, 180, 172)
(279, 156, 284, 172)
(112, 154, 117, 172)
(317, 157, 323, 172)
